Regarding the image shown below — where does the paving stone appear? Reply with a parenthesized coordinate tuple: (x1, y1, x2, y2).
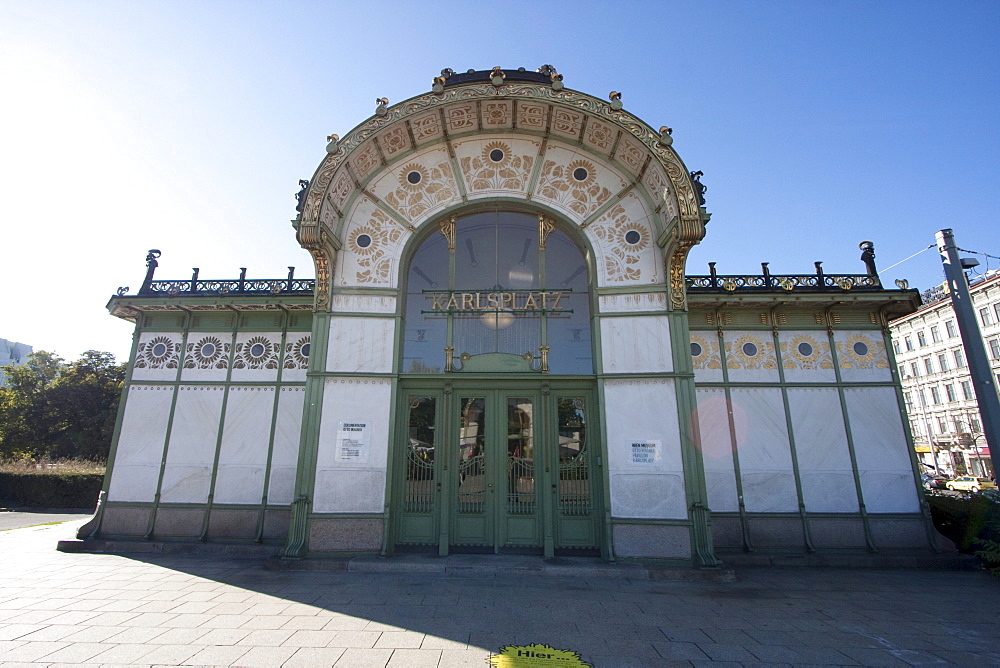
(696, 642, 759, 662)
(374, 630, 425, 649)
(0, 640, 71, 662)
(652, 641, 711, 660)
(333, 647, 394, 666)
(84, 641, 160, 664)
(185, 643, 252, 665)
(437, 648, 494, 667)
(282, 629, 340, 647)
(330, 629, 382, 648)
(282, 646, 347, 667)
(385, 647, 443, 666)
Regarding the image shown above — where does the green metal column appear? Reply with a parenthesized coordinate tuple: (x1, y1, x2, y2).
(281, 310, 330, 558)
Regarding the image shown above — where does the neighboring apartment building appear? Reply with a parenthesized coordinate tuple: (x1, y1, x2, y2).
(0, 338, 33, 387)
(889, 270, 1000, 477)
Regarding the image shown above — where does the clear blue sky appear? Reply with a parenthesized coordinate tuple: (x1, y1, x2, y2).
(1, 0, 997, 362)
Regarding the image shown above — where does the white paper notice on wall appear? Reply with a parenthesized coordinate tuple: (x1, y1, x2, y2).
(629, 440, 661, 466)
(337, 421, 369, 463)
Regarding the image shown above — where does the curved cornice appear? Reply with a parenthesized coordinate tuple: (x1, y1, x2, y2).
(301, 82, 705, 233)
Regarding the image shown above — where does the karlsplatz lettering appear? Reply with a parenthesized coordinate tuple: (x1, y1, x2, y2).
(426, 291, 569, 312)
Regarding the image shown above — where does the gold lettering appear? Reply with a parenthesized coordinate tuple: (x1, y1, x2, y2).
(550, 292, 564, 310)
(445, 294, 459, 311)
(430, 293, 447, 311)
(487, 292, 499, 309)
(461, 293, 474, 310)
(473, 292, 484, 310)
(523, 293, 538, 310)
(501, 292, 515, 309)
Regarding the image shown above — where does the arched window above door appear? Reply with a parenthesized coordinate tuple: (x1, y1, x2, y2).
(402, 211, 593, 375)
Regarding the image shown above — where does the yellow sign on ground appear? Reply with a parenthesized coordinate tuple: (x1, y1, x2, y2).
(489, 643, 591, 667)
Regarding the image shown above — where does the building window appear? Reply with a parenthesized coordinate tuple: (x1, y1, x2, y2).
(937, 417, 948, 433)
(911, 361, 919, 377)
(898, 364, 906, 378)
(905, 336, 913, 351)
(971, 417, 982, 432)
(980, 307, 994, 327)
(917, 331, 927, 347)
(937, 353, 949, 372)
(954, 348, 966, 367)
(945, 320, 957, 337)
(930, 325, 940, 342)
(893, 340, 900, 354)
(918, 389, 927, 406)
(924, 358, 934, 374)
(994, 303, 1000, 324)
(931, 387, 941, 404)
(903, 392, 913, 410)
(990, 338, 1000, 361)
(945, 384, 956, 402)
(962, 380, 973, 400)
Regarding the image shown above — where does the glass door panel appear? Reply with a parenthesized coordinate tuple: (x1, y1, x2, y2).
(451, 396, 491, 547)
(554, 395, 597, 550)
(396, 395, 439, 545)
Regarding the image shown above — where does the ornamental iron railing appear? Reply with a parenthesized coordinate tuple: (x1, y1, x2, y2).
(117, 255, 315, 297)
(686, 262, 882, 293)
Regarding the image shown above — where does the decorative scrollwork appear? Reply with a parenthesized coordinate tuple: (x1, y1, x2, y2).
(686, 272, 883, 294)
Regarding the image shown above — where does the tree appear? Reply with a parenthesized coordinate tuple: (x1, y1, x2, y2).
(0, 350, 125, 461)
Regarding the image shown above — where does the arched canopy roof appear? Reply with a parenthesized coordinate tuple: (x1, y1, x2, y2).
(296, 67, 710, 310)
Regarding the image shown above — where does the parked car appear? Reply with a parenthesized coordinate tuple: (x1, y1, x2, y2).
(921, 473, 948, 490)
(945, 476, 997, 492)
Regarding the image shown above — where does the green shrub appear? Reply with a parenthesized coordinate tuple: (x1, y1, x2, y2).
(0, 468, 104, 509)
(926, 491, 1000, 564)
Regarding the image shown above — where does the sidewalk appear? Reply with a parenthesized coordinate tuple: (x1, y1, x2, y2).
(2, 520, 999, 667)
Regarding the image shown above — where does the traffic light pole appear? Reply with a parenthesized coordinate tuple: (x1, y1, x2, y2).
(936, 228, 1000, 479)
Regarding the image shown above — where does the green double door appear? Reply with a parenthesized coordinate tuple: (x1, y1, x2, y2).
(394, 383, 600, 556)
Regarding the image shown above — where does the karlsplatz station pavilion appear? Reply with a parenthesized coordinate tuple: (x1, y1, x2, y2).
(85, 67, 936, 566)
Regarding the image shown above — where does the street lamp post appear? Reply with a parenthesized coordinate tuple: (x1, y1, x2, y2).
(936, 228, 1000, 480)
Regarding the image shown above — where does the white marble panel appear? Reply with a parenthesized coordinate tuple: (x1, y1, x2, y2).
(598, 292, 668, 314)
(450, 136, 542, 200)
(180, 332, 232, 382)
(214, 387, 274, 505)
(691, 332, 724, 383)
(696, 388, 738, 512)
(312, 378, 392, 513)
(230, 332, 282, 383)
(107, 385, 175, 502)
(834, 330, 892, 382)
(600, 316, 673, 374)
(585, 191, 660, 286)
(778, 331, 836, 383)
(604, 379, 685, 519)
(160, 386, 225, 504)
(336, 196, 410, 289)
(326, 317, 394, 373)
(610, 473, 686, 519)
(845, 387, 919, 513)
(787, 388, 858, 512)
(313, 470, 386, 513)
(533, 144, 628, 224)
(131, 333, 183, 381)
(329, 294, 398, 314)
(267, 387, 305, 506)
(280, 332, 311, 383)
(723, 331, 780, 383)
(730, 388, 797, 512)
(368, 146, 461, 225)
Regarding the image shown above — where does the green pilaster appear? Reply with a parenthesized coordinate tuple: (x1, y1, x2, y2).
(281, 310, 331, 557)
(199, 307, 242, 541)
(670, 310, 720, 567)
(826, 318, 877, 552)
(145, 315, 192, 539)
